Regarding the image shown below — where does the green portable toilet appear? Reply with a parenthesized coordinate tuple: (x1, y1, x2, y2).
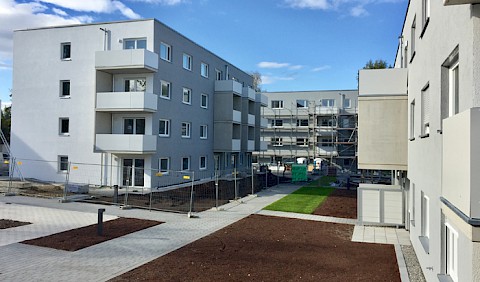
(291, 164, 308, 182)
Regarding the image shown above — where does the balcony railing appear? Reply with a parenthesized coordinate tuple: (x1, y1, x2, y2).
(95, 49, 158, 73)
(96, 92, 157, 112)
(248, 114, 255, 126)
(95, 134, 156, 153)
(232, 139, 241, 151)
(233, 110, 242, 123)
(256, 94, 268, 107)
(247, 140, 255, 151)
(244, 87, 256, 101)
(214, 80, 242, 95)
(260, 118, 268, 128)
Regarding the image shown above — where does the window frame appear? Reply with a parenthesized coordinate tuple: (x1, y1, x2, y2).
(344, 98, 351, 109)
(60, 80, 70, 98)
(123, 38, 146, 50)
(420, 83, 430, 137)
(321, 99, 335, 107)
(410, 17, 416, 63)
(296, 119, 309, 127)
(159, 119, 170, 137)
(296, 138, 308, 147)
(183, 53, 192, 71)
(421, 0, 430, 37)
(159, 157, 170, 174)
(160, 80, 171, 100)
(181, 122, 191, 138)
(124, 78, 147, 92)
(199, 156, 207, 170)
(449, 61, 460, 117)
(181, 157, 190, 171)
(271, 119, 283, 127)
(200, 93, 208, 109)
(445, 223, 458, 282)
(58, 155, 69, 172)
(200, 125, 208, 139)
(201, 62, 209, 78)
(61, 42, 71, 60)
(123, 118, 146, 135)
(271, 100, 284, 109)
(160, 42, 171, 62)
(271, 137, 283, 147)
(410, 100, 416, 141)
(59, 117, 70, 136)
(296, 99, 308, 108)
(215, 69, 223, 80)
(182, 87, 192, 105)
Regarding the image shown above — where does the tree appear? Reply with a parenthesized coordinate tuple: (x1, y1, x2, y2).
(363, 59, 391, 69)
(251, 71, 262, 92)
(1, 105, 11, 144)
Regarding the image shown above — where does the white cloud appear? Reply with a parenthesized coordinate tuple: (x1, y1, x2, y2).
(312, 65, 331, 72)
(257, 61, 291, 69)
(260, 74, 296, 85)
(52, 7, 67, 16)
(289, 65, 303, 70)
(0, 61, 12, 70)
(350, 5, 368, 17)
(128, 0, 185, 4)
(37, 0, 140, 19)
(284, 0, 330, 10)
(283, 0, 404, 16)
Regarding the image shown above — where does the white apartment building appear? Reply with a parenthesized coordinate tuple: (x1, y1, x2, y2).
(11, 19, 266, 188)
(358, 1, 480, 281)
(256, 90, 358, 171)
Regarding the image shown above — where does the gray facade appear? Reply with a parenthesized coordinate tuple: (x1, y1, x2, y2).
(11, 19, 266, 188)
(255, 90, 358, 172)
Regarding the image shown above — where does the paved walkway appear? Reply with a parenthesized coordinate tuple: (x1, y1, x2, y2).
(0, 184, 412, 282)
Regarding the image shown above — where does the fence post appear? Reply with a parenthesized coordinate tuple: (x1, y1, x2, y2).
(7, 157, 15, 195)
(63, 161, 71, 202)
(188, 171, 195, 217)
(251, 165, 254, 195)
(124, 166, 131, 207)
(265, 168, 268, 188)
(215, 169, 219, 210)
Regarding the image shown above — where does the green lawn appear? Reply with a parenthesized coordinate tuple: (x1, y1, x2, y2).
(263, 176, 336, 214)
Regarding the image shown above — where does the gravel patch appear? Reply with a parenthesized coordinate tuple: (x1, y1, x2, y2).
(402, 245, 426, 282)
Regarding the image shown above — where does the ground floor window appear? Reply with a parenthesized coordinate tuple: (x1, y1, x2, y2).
(123, 158, 144, 186)
(445, 223, 458, 281)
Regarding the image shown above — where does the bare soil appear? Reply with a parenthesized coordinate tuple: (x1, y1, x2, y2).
(22, 217, 162, 251)
(314, 188, 358, 219)
(111, 215, 399, 282)
(0, 219, 31, 229)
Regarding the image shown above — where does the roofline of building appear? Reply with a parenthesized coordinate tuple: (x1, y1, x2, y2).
(395, 0, 411, 65)
(14, 18, 253, 81)
(261, 89, 358, 94)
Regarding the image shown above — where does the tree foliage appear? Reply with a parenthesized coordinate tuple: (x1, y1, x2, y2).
(251, 71, 262, 91)
(1, 106, 11, 144)
(363, 59, 391, 69)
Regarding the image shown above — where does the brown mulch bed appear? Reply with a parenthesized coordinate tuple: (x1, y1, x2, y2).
(111, 214, 399, 282)
(313, 188, 358, 219)
(22, 217, 162, 251)
(0, 219, 31, 229)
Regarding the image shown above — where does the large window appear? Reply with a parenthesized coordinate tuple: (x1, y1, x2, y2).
(181, 157, 190, 171)
(344, 98, 351, 108)
(200, 125, 207, 139)
(60, 80, 70, 97)
(296, 119, 309, 127)
(271, 119, 283, 127)
(215, 69, 223, 80)
(271, 137, 283, 147)
(296, 138, 308, 147)
(271, 100, 283, 109)
(201, 62, 209, 78)
(61, 42, 71, 60)
(420, 191, 430, 252)
(159, 158, 169, 174)
(449, 61, 459, 117)
(422, 0, 430, 32)
(181, 122, 191, 138)
(183, 88, 191, 104)
(58, 155, 69, 172)
(124, 38, 146, 49)
(183, 53, 192, 70)
(421, 83, 430, 136)
(410, 100, 415, 140)
(160, 42, 171, 62)
(296, 99, 308, 108)
(445, 223, 458, 282)
(125, 78, 146, 92)
(160, 80, 171, 99)
(123, 158, 144, 186)
(59, 118, 69, 135)
(199, 156, 207, 170)
(201, 94, 208, 109)
(411, 17, 416, 62)
(124, 118, 145, 135)
(159, 119, 170, 137)
(321, 99, 335, 107)
(321, 138, 333, 147)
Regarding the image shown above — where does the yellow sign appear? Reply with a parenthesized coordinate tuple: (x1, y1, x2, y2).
(72, 166, 78, 170)
(183, 175, 191, 180)
(17, 161, 22, 165)
(155, 172, 163, 177)
(3, 160, 9, 164)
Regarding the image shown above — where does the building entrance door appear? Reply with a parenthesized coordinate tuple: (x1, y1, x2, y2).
(122, 158, 144, 186)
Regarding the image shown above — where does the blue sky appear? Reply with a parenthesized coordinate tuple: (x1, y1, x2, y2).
(0, 0, 408, 106)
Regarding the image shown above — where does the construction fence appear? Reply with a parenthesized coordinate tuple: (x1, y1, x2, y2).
(1, 158, 281, 213)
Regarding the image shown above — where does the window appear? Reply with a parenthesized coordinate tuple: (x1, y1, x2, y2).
(181, 157, 190, 171)
(404, 46, 408, 68)
(201, 62, 209, 78)
(320, 117, 336, 127)
(449, 61, 459, 117)
(296, 119, 309, 127)
(160, 81, 171, 99)
(422, 0, 430, 32)
(60, 80, 70, 97)
(124, 38, 146, 49)
(199, 156, 207, 170)
(61, 43, 71, 60)
(122, 158, 145, 186)
(296, 138, 308, 147)
(410, 100, 415, 140)
(445, 223, 458, 282)
(59, 155, 69, 172)
(215, 69, 223, 80)
(344, 98, 351, 108)
(183, 88, 191, 104)
(411, 18, 416, 62)
(296, 99, 308, 108)
(159, 158, 170, 173)
(321, 138, 333, 147)
(183, 53, 192, 70)
(271, 100, 283, 109)
(159, 119, 170, 137)
(321, 99, 335, 107)
(420, 191, 430, 252)
(271, 119, 283, 127)
(421, 84, 430, 136)
(59, 118, 69, 135)
(181, 122, 191, 138)
(124, 118, 145, 135)
(271, 137, 283, 146)
(201, 94, 208, 109)
(125, 78, 146, 92)
(200, 125, 207, 139)
(160, 42, 171, 62)
(411, 183, 416, 226)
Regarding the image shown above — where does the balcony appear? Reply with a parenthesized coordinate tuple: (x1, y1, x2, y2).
(260, 118, 268, 128)
(442, 107, 480, 220)
(247, 140, 255, 151)
(95, 134, 156, 153)
(95, 49, 158, 74)
(244, 87, 256, 101)
(256, 93, 268, 107)
(316, 107, 339, 115)
(233, 110, 242, 123)
(215, 80, 242, 95)
(232, 139, 241, 151)
(248, 114, 255, 125)
(444, 0, 480, 5)
(96, 92, 157, 112)
(260, 141, 268, 151)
